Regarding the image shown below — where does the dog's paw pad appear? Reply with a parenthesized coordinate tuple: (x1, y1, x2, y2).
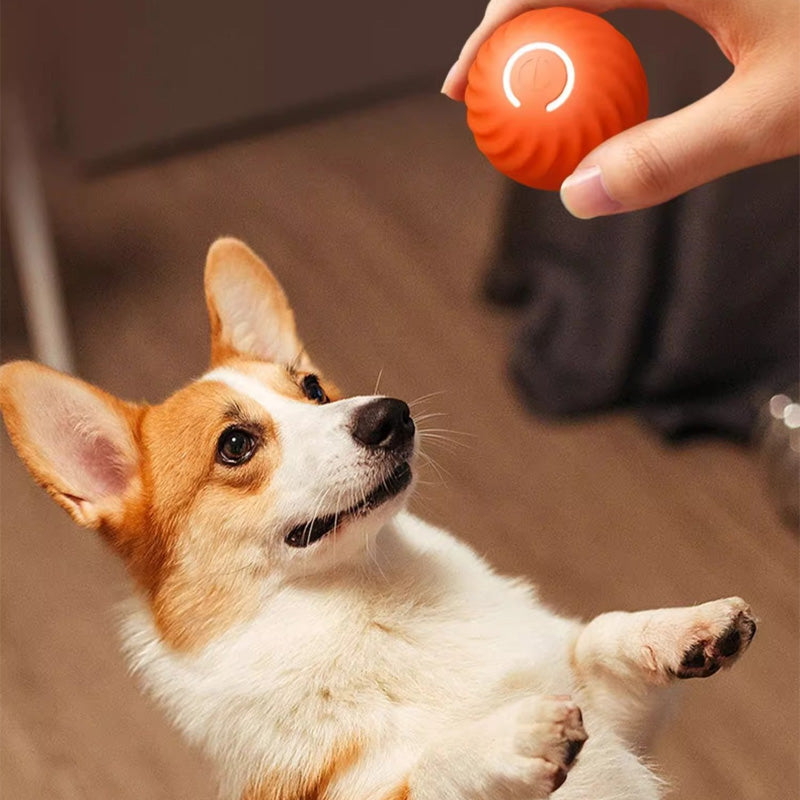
(483, 696, 588, 798)
(564, 736, 585, 766)
(512, 695, 588, 794)
(675, 607, 757, 680)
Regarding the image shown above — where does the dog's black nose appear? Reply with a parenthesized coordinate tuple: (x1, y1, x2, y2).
(351, 398, 415, 450)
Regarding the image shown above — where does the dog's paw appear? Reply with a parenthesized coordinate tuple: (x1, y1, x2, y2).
(504, 695, 588, 797)
(659, 597, 757, 680)
(438, 696, 588, 799)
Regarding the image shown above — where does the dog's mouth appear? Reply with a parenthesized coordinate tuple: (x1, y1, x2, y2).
(284, 462, 412, 548)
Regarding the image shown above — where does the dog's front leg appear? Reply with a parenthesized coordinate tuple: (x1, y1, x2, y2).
(571, 596, 756, 743)
(404, 694, 587, 800)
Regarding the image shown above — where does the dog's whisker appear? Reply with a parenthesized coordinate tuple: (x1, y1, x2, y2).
(407, 492, 438, 518)
(373, 368, 385, 396)
(407, 390, 447, 408)
(332, 487, 346, 559)
(302, 485, 333, 549)
(419, 439, 464, 451)
(417, 436, 470, 454)
(356, 478, 383, 578)
(412, 412, 449, 424)
(416, 447, 444, 469)
(416, 427, 475, 438)
(367, 526, 388, 581)
(417, 430, 472, 445)
(416, 449, 452, 483)
(297, 491, 323, 577)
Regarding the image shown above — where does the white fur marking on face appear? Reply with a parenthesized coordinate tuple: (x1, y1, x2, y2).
(200, 368, 384, 527)
(201, 367, 313, 420)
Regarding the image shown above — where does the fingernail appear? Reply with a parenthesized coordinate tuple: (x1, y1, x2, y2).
(440, 62, 458, 95)
(560, 166, 621, 219)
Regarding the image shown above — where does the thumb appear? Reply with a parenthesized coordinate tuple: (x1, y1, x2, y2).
(559, 72, 780, 218)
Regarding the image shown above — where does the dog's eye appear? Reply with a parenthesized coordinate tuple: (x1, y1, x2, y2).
(301, 374, 328, 404)
(217, 427, 257, 466)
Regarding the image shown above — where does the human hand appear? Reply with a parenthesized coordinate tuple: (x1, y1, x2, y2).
(442, 0, 800, 218)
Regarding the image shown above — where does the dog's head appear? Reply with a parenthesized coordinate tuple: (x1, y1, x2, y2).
(0, 239, 417, 648)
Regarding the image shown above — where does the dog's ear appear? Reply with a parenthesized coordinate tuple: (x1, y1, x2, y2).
(0, 361, 143, 529)
(204, 238, 306, 367)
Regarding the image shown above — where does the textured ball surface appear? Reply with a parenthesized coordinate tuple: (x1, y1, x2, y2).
(465, 8, 649, 190)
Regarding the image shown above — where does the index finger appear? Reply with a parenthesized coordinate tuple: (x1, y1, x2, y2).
(441, 0, 686, 101)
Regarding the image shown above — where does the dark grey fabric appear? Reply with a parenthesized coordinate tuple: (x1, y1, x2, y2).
(488, 10, 800, 440)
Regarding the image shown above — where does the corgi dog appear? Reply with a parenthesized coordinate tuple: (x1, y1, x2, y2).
(0, 238, 756, 800)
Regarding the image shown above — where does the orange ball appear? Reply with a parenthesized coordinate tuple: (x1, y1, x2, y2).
(465, 8, 649, 190)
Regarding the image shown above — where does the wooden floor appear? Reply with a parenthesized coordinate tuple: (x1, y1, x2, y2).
(1, 94, 797, 800)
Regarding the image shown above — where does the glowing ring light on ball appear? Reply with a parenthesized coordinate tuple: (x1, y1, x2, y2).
(465, 8, 649, 190)
(502, 42, 576, 111)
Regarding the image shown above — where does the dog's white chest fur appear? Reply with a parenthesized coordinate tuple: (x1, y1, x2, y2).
(122, 512, 657, 799)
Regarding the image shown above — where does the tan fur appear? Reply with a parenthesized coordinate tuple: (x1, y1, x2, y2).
(0, 356, 344, 652)
(379, 781, 411, 800)
(229, 358, 343, 404)
(128, 361, 345, 651)
(140, 379, 282, 649)
(241, 739, 363, 800)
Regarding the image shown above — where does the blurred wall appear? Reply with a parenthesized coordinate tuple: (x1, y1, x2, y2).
(3, 0, 487, 164)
